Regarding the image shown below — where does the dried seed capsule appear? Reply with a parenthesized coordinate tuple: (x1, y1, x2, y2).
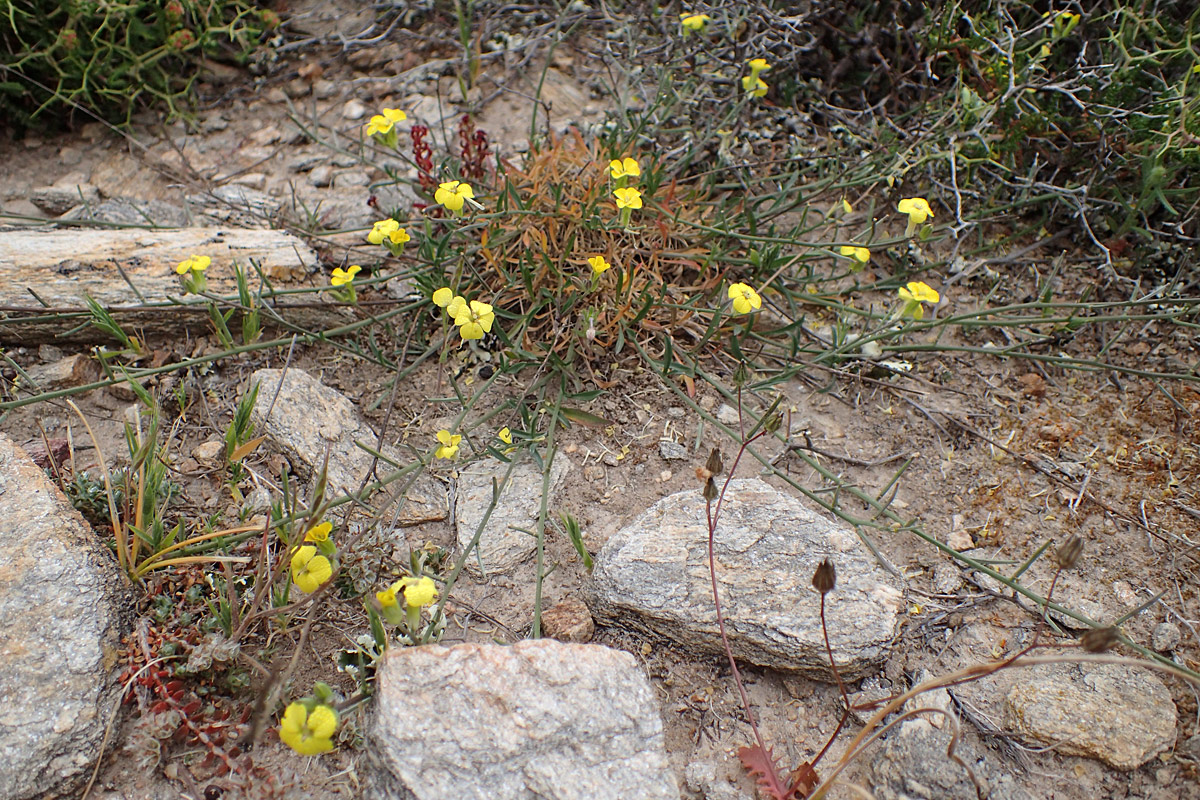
(1080, 626, 1120, 653)
(703, 476, 719, 502)
(1054, 535, 1085, 570)
(812, 558, 836, 595)
(763, 410, 783, 434)
(705, 448, 723, 477)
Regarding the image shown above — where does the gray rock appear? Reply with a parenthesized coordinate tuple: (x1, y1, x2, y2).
(683, 760, 748, 800)
(366, 640, 680, 800)
(334, 171, 371, 189)
(456, 454, 571, 574)
(870, 719, 1032, 800)
(1004, 662, 1177, 770)
(308, 165, 334, 187)
(31, 183, 100, 215)
(715, 403, 740, 426)
(931, 561, 963, 594)
(658, 440, 688, 460)
(248, 368, 414, 500)
(541, 597, 594, 642)
(206, 184, 280, 215)
(59, 198, 190, 227)
(394, 473, 450, 526)
(289, 154, 324, 173)
(23, 353, 99, 390)
(343, 99, 368, 121)
(587, 479, 904, 679)
(0, 433, 127, 799)
(229, 172, 267, 190)
(1152, 622, 1181, 653)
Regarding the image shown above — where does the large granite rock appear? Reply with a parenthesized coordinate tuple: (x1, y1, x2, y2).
(0, 433, 127, 799)
(1004, 662, 1177, 770)
(587, 479, 904, 679)
(366, 640, 679, 800)
(455, 454, 570, 574)
(248, 368, 449, 525)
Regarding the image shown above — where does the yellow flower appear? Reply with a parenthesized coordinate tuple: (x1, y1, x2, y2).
(897, 197, 935, 226)
(368, 218, 401, 244)
(680, 13, 711, 32)
(435, 429, 462, 459)
(897, 281, 940, 320)
(175, 255, 210, 275)
(727, 282, 762, 315)
(839, 245, 871, 264)
(387, 227, 410, 247)
(279, 703, 337, 756)
(454, 299, 495, 340)
(365, 107, 407, 137)
(376, 586, 398, 608)
(330, 265, 361, 287)
(613, 187, 643, 210)
(304, 521, 332, 543)
(741, 75, 769, 97)
(609, 158, 641, 180)
(498, 427, 512, 445)
(432, 287, 455, 307)
(898, 281, 939, 305)
(435, 180, 475, 213)
(396, 575, 438, 609)
(290, 546, 332, 593)
(588, 255, 611, 275)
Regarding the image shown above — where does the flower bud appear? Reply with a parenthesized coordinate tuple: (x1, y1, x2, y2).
(812, 558, 836, 594)
(733, 361, 748, 388)
(763, 410, 783, 434)
(1054, 535, 1084, 570)
(1080, 626, 1120, 653)
(703, 476, 719, 502)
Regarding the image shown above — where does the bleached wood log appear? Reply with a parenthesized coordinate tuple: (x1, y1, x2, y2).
(0, 228, 348, 344)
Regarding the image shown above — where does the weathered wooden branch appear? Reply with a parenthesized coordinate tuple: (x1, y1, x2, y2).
(0, 228, 354, 344)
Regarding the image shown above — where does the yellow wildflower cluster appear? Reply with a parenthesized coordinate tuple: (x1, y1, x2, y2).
(609, 156, 645, 225)
(367, 218, 411, 256)
(433, 287, 496, 341)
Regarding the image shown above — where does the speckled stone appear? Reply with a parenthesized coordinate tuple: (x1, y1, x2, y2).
(0, 434, 127, 799)
(367, 640, 679, 800)
(587, 479, 904, 679)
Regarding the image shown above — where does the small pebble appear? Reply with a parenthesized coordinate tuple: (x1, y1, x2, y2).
(1152, 622, 1181, 653)
(658, 440, 688, 461)
(343, 99, 367, 120)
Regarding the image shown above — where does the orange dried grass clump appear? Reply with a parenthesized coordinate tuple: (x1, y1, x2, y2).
(474, 128, 721, 356)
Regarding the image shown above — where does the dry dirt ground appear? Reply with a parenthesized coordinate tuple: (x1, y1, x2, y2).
(1, 9, 1198, 800)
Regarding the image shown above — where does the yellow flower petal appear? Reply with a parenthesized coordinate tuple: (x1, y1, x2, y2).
(305, 522, 332, 543)
(398, 575, 438, 608)
(368, 219, 400, 245)
(613, 187, 643, 210)
(727, 282, 762, 315)
(433, 287, 454, 307)
(330, 265, 361, 287)
(839, 245, 870, 264)
(175, 255, 210, 275)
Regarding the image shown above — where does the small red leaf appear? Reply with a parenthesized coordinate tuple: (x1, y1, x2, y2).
(788, 762, 819, 798)
(738, 744, 792, 800)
